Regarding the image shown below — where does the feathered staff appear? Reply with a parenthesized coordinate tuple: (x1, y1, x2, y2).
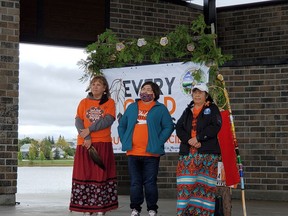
(217, 74, 247, 216)
(87, 146, 105, 170)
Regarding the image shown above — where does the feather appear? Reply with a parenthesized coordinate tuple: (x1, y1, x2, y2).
(88, 146, 105, 170)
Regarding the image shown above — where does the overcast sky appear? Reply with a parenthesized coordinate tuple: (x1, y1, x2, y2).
(191, 0, 272, 7)
(19, 44, 87, 140)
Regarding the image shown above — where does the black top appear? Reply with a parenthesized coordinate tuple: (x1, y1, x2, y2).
(176, 96, 222, 155)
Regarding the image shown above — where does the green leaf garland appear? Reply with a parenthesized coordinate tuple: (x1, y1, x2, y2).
(78, 15, 232, 110)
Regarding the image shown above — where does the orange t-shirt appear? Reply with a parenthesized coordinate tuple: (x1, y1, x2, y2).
(76, 98, 115, 145)
(191, 106, 203, 138)
(127, 100, 158, 156)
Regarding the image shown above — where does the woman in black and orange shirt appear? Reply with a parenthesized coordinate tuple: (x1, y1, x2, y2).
(176, 83, 222, 216)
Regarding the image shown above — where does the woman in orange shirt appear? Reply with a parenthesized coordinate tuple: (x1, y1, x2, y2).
(118, 81, 174, 216)
(69, 76, 118, 216)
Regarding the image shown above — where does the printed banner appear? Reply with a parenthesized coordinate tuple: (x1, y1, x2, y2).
(103, 62, 209, 153)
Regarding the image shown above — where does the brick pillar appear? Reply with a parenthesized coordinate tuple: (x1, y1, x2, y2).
(0, 0, 20, 205)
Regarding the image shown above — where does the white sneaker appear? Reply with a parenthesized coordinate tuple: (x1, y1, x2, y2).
(148, 210, 157, 216)
(89, 213, 105, 216)
(131, 209, 140, 216)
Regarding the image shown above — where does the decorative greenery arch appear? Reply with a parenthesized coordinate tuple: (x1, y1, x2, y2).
(78, 15, 232, 109)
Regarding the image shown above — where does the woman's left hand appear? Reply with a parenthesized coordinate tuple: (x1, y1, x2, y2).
(83, 139, 92, 149)
(80, 128, 90, 138)
(193, 142, 201, 148)
(188, 137, 198, 146)
(188, 137, 201, 148)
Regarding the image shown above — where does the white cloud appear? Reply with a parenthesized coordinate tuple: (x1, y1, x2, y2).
(19, 44, 88, 140)
(20, 44, 86, 68)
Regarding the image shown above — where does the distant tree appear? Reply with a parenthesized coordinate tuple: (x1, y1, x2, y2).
(65, 147, 75, 157)
(56, 135, 71, 157)
(50, 151, 54, 160)
(48, 136, 55, 145)
(54, 147, 61, 159)
(30, 140, 40, 158)
(28, 146, 37, 161)
(39, 151, 45, 161)
(19, 137, 38, 147)
(64, 152, 68, 159)
(39, 137, 52, 160)
(56, 135, 68, 148)
(18, 151, 23, 161)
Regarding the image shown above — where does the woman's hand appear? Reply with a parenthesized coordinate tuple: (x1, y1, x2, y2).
(188, 137, 201, 148)
(80, 128, 90, 138)
(82, 139, 92, 149)
(188, 137, 198, 146)
(193, 142, 201, 148)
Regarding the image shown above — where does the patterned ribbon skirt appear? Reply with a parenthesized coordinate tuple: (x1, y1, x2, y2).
(176, 148, 219, 216)
(69, 142, 118, 214)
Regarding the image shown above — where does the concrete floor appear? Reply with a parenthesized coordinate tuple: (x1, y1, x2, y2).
(0, 193, 287, 216)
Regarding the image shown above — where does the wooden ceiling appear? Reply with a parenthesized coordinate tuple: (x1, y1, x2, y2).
(20, 0, 108, 48)
(19, 0, 210, 48)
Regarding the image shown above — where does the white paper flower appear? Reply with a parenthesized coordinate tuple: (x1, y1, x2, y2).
(109, 54, 116, 61)
(206, 61, 215, 67)
(187, 43, 195, 52)
(160, 37, 168, 46)
(116, 43, 125, 51)
(137, 38, 147, 47)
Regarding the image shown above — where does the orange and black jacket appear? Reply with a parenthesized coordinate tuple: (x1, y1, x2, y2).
(176, 96, 222, 156)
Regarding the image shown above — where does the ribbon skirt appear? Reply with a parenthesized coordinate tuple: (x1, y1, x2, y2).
(69, 142, 118, 213)
(177, 148, 219, 216)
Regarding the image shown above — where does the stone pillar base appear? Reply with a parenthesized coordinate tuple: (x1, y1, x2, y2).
(0, 194, 16, 205)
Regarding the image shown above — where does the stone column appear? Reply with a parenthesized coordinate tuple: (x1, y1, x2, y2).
(0, 0, 20, 205)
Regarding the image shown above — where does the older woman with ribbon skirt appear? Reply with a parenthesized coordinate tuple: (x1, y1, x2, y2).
(69, 75, 118, 216)
(175, 83, 222, 216)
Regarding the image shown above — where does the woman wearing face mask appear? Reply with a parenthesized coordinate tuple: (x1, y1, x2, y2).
(118, 81, 174, 216)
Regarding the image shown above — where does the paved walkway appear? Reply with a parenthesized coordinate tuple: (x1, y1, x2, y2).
(0, 193, 287, 216)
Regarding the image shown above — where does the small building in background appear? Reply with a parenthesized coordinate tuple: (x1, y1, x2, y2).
(19, 144, 31, 159)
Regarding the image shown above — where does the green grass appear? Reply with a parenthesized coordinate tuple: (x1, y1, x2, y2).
(18, 159, 74, 167)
